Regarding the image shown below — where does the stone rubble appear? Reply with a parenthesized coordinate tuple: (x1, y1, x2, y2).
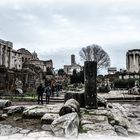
(0, 98, 140, 138)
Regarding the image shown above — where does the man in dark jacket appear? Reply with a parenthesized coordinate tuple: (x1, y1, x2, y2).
(37, 83, 44, 104)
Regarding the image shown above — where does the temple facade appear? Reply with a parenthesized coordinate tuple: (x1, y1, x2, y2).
(0, 39, 23, 70)
(0, 39, 13, 68)
(126, 49, 140, 73)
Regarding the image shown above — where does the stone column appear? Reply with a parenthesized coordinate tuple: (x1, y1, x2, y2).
(2, 46, 4, 65)
(84, 61, 98, 109)
(133, 53, 136, 68)
(130, 55, 133, 72)
(126, 53, 129, 71)
(0, 44, 2, 65)
(4, 46, 7, 67)
(9, 47, 12, 69)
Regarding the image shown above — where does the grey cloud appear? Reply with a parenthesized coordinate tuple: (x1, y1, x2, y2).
(0, 0, 140, 74)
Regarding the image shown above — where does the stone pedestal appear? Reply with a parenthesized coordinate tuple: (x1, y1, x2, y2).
(84, 61, 98, 109)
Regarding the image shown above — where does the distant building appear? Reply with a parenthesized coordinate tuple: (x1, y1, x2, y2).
(108, 67, 117, 74)
(0, 39, 53, 72)
(11, 49, 22, 70)
(64, 54, 82, 75)
(0, 39, 13, 68)
(17, 48, 53, 72)
(17, 48, 33, 64)
(0, 39, 23, 70)
(126, 49, 140, 73)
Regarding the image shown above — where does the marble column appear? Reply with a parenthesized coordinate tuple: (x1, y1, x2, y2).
(0, 44, 2, 65)
(84, 61, 98, 109)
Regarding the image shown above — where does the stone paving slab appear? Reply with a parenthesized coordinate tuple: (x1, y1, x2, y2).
(99, 90, 140, 99)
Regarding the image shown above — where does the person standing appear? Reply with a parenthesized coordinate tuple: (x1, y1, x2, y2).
(44, 84, 51, 104)
(55, 82, 60, 97)
(37, 83, 44, 104)
(51, 80, 56, 97)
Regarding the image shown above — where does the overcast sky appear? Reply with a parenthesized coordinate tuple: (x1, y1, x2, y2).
(0, 0, 140, 74)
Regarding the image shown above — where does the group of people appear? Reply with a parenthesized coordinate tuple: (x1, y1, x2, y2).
(36, 82, 62, 104)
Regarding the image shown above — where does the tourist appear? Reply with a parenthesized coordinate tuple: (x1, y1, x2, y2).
(55, 82, 60, 97)
(51, 80, 55, 97)
(36, 83, 44, 104)
(44, 84, 51, 104)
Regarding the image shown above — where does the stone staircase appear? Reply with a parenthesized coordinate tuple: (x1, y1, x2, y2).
(43, 91, 65, 103)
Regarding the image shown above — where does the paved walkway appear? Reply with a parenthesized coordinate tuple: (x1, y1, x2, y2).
(98, 90, 140, 100)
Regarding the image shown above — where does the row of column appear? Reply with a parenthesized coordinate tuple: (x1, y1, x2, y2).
(0, 44, 12, 68)
(127, 52, 140, 73)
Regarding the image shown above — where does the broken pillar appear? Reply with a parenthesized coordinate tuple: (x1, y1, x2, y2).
(84, 61, 98, 109)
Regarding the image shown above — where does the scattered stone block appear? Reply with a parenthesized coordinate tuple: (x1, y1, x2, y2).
(114, 125, 128, 136)
(41, 124, 52, 131)
(51, 112, 79, 137)
(41, 113, 59, 124)
(22, 106, 48, 119)
(87, 129, 117, 136)
(19, 129, 31, 134)
(82, 122, 115, 132)
(13, 116, 22, 121)
(3, 106, 25, 115)
(0, 124, 22, 135)
(0, 99, 12, 109)
(0, 113, 8, 120)
(59, 99, 80, 116)
(81, 115, 108, 124)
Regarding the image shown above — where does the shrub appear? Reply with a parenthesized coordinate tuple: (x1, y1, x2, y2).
(113, 78, 139, 89)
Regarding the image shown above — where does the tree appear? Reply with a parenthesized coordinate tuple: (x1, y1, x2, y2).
(79, 44, 110, 70)
(58, 69, 65, 76)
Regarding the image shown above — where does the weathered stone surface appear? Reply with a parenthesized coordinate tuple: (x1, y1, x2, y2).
(27, 131, 53, 137)
(0, 113, 8, 120)
(88, 109, 109, 116)
(127, 126, 140, 135)
(59, 99, 80, 116)
(19, 129, 31, 134)
(81, 115, 108, 123)
(82, 122, 115, 132)
(0, 99, 12, 109)
(81, 120, 93, 125)
(41, 124, 52, 131)
(97, 96, 107, 108)
(13, 116, 22, 121)
(64, 98, 80, 111)
(128, 86, 140, 95)
(84, 61, 97, 109)
(1, 113, 8, 118)
(23, 106, 48, 119)
(23, 105, 62, 119)
(64, 92, 107, 108)
(8, 133, 24, 138)
(3, 106, 25, 115)
(64, 91, 85, 107)
(51, 112, 79, 137)
(114, 125, 128, 136)
(107, 103, 131, 129)
(41, 113, 59, 124)
(0, 124, 22, 135)
(87, 129, 117, 136)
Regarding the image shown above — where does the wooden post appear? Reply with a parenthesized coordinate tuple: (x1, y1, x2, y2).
(84, 61, 98, 109)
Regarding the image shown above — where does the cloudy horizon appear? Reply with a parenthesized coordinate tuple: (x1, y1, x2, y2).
(0, 0, 140, 74)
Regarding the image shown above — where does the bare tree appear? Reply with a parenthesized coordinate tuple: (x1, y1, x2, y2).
(79, 44, 110, 70)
